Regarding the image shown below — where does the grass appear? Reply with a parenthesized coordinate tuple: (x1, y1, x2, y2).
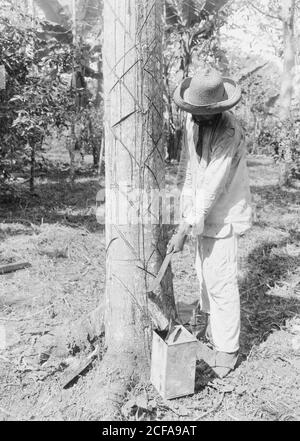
(0, 154, 299, 421)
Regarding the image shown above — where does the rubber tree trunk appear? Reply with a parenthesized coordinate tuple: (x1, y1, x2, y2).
(103, 0, 176, 367)
(278, 0, 296, 185)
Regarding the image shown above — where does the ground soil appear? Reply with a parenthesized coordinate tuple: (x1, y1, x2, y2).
(0, 155, 299, 421)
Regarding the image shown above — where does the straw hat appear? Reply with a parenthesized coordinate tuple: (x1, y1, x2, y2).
(173, 66, 241, 115)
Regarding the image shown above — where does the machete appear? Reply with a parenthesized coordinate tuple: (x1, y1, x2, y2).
(147, 250, 174, 293)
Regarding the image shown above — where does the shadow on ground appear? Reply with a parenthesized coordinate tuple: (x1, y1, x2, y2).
(252, 184, 299, 209)
(0, 167, 103, 233)
(239, 232, 300, 356)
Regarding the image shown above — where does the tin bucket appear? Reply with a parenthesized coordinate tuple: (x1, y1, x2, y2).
(150, 325, 198, 400)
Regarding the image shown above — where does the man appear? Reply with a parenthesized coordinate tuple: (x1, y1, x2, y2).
(167, 65, 252, 378)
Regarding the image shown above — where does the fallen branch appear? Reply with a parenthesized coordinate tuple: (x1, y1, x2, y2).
(0, 262, 31, 275)
(35, 302, 105, 360)
(62, 345, 99, 389)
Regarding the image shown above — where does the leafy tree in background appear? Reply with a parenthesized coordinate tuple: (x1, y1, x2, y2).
(34, 0, 104, 173)
(0, 0, 103, 193)
(0, 8, 74, 192)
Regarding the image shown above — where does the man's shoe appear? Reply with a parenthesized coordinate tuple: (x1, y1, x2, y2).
(208, 350, 239, 378)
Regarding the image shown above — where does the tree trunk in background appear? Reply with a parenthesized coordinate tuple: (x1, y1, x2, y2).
(279, 0, 295, 185)
(279, 0, 295, 120)
(67, 123, 76, 183)
(29, 142, 35, 193)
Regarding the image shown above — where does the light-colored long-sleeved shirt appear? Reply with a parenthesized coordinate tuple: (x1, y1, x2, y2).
(177, 111, 252, 238)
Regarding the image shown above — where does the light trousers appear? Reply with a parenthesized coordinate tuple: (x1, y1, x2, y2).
(195, 232, 240, 353)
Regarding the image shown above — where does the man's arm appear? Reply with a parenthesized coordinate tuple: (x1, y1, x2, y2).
(184, 129, 237, 232)
(176, 121, 194, 217)
(167, 124, 193, 254)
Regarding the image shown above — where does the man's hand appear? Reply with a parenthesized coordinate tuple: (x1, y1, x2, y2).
(167, 231, 186, 254)
(167, 222, 191, 254)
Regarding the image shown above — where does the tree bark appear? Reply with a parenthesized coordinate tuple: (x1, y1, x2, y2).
(103, 0, 175, 359)
(87, 0, 176, 420)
